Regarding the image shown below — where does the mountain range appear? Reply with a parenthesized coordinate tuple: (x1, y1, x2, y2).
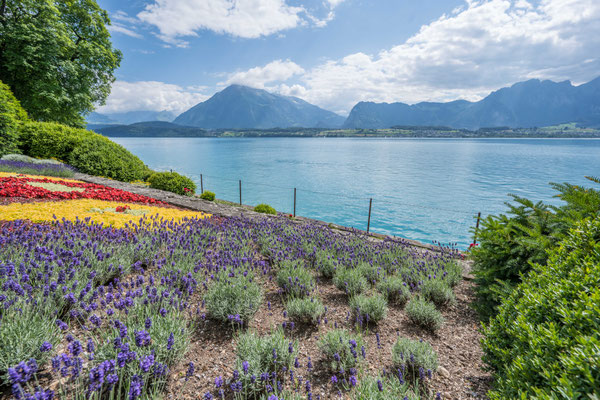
(88, 76, 600, 131)
(344, 77, 600, 129)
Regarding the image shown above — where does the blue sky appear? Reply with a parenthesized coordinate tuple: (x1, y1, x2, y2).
(96, 0, 600, 116)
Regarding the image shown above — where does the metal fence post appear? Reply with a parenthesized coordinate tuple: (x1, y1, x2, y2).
(472, 212, 482, 245)
(239, 180, 242, 205)
(367, 198, 373, 233)
(200, 174, 204, 194)
(293, 188, 296, 217)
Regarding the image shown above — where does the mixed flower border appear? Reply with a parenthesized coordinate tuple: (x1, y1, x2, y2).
(0, 175, 166, 204)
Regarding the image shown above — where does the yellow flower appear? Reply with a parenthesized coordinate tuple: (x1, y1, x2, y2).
(0, 199, 210, 228)
(0, 172, 82, 183)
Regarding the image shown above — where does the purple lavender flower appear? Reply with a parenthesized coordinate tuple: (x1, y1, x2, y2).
(214, 376, 223, 388)
(377, 379, 383, 391)
(242, 361, 249, 374)
(166, 332, 174, 350)
(40, 342, 53, 352)
(140, 354, 155, 373)
(128, 374, 143, 400)
(145, 317, 152, 330)
(134, 330, 151, 347)
(185, 362, 194, 381)
(331, 375, 338, 384)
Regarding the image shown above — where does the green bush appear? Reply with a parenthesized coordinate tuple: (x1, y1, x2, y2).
(319, 329, 365, 373)
(18, 120, 150, 182)
(471, 180, 600, 320)
(349, 294, 388, 325)
(392, 337, 438, 376)
(200, 191, 215, 201)
(286, 297, 325, 324)
(358, 262, 383, 285)
(235, 328, 297, 394)
(276, 259, 315, 298)
(334, 267, 369, 296)
(420, 279, 455, 308)
(315, 249, 338, 278)
(147, 171, 196, 195)
(204, 272, 263, 325)
(405, 298, 444, 333)
(0, 310, 61, 385)
(254, 203, 276, 215)
(481, 218, 600, 399)
(0, 81, 28, 157)
(350, 374, 420, 400)
(376, 276, 410, 306)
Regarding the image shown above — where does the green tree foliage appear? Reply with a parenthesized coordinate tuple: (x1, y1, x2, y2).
(19, 120, 150, 181)
(482, 217, 600, 399)
(471, 180, 600, 320)
(0, 80, 28, 156)
(0, 0, 122, 127)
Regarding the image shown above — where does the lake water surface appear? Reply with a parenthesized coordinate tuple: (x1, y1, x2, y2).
(113, 137, 600, 249)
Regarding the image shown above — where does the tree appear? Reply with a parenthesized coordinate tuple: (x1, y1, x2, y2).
(0, 0, 122, 127)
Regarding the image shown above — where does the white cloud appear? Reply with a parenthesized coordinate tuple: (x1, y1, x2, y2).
(249, 0, 600, 114)
(137, 0, 306, 45)
(97, 81, 209, 114)
(109, 24, 143, 39)
(326, 0, 346, 8)
(222, 60, 305, 88)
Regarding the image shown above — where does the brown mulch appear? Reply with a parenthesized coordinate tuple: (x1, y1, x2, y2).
(165, 273, 492, 400)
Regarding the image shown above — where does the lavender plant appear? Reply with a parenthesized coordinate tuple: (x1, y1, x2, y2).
(420, 279, 455, 308)
(350, 373, 423, 400)
(318, 329, 366, 373)
(405, 298, 444, 333)
(349, 294, 388, 326)
(285, 297, 325, 324)
(204, 270, 263, 326)
(234, 328, 298, 396)
(333, 267, 369, 296)
(392, 337, 438, 377)
(376, 276, 411, 306)
(276, 260, 315, 298)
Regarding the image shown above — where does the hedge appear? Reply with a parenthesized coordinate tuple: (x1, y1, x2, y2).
(481, 217, 600, 399)
(0, 81, 28, 156)
(19, 121, 151, 182)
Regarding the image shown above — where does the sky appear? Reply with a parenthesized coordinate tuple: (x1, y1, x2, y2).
(96, 0, 600, 116)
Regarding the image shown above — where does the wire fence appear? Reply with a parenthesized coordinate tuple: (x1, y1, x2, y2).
(166, 169, 483, 246)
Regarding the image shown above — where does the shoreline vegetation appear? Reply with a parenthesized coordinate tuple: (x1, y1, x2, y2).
(89, 122, 600, 138)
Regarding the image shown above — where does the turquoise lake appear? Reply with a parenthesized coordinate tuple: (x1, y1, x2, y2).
(113, 137, 600, 249)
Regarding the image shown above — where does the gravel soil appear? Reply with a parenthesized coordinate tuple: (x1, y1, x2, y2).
(165, 269, 492, 400)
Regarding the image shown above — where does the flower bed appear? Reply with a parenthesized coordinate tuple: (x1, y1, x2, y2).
(0, 198, 209, 228)
(0, 175, 166, 204)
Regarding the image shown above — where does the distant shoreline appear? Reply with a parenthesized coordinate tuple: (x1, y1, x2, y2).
(91, 123, 600, 139)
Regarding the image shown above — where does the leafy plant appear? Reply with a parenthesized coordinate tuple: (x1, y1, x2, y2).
(234, 328, 298, 395)
(349, 294, 388, 325)
(314, 249, 338, 278)
(204, 271, 263, 325)
(276, 259, 315, 298)
(0, 0, 122, 127)
(18, 121, 150, 182)
(318, 329, 365, 373)
(350, 374, 422, 400)
(392, 337, 438, 376)
(254, 203, 277, 215)
(376, 276, 410, 306)
(419, 279, 455, 308)
(0, 81, 28, 156)
(405, 298, 444, 333)
(147, 171, 196, 195)
(471, 179, 600, 320)
(333, 267, 368, 296)
(200, 191, 215, 201)
(358, 262, 383, 285)
(482, 218, 600, 399)
(0, 310, 61, 384)
(286, 297, 325, 324)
